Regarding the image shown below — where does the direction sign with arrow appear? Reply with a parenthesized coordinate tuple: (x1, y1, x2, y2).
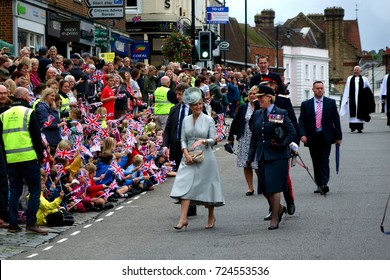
(85, 0, 123, 7)
(88, 7, 124, 19)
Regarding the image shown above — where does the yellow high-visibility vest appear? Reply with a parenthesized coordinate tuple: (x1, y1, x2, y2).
(154, 86, 173, 115)
(0, 106, 37, 163)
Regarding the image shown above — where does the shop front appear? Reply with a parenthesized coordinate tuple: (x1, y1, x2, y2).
(13, 0, 46, 55)
(126, 20, 179, 65)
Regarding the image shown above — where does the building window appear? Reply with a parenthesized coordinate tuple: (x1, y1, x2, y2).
(285, 63, 290, 79)
(127, 0, 137, 7)
(18, 29, 43, 54)
(126, 0, 140, 13)
(313, 65, 317, 80)
(321, 66, 325, 80)
(305, 90, 310, 100)
(305, 64, 309, 79)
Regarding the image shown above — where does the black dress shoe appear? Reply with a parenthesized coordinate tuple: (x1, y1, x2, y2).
(245, 191, 254, 196)
(287, 203, 295, 215)
(357, 130, 363, 133)
(322, 186, 329, 194)
(314, 187, 322, 194)
(264, 212, 272, 221)
(268, 224, 279, 230)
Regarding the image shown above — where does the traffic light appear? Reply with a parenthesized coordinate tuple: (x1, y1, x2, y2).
(198, 31, 212, 61)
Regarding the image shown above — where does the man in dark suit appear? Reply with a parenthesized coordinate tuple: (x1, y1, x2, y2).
(162, 83, 197, 216)
(299, 81, 342, 194)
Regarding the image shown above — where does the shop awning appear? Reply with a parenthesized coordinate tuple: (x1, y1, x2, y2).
(0, 40, 14, 56)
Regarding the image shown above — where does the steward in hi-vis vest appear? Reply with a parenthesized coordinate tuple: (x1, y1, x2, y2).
(0, 87, 47, 235)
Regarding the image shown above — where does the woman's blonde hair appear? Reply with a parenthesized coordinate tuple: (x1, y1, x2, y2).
(102, 137, 116, 154)
(4, 79, 16, 96)
(40, 87, 58, 109)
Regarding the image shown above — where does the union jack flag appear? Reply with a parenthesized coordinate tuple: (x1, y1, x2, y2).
(84, 113, 101, 131)
(61, 125, 71, 140)
(41, 133, 48, 147)
(108, 179, 118, 190)
(75, 122, 83, 134)
(90, 102, 103, 108)
(96, 128, 109, 140)
(90, 138, 101, 152)
(153, 172, 165, 184)
(92, 70, 104, 82)
(79, 145, 92, 159)
(42, 115, 55, 129)
(109, 161, 125, 180)
(55, 148, 75, 159)
(217, 113, 225, 124)
(55, 163, 67, 179)
(43, 161, 51, 175)
(73, 135, 83, 148)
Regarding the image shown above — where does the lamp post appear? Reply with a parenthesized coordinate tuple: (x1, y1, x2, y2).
(245, 0, 247, 68)
(275, 25, 279, 70)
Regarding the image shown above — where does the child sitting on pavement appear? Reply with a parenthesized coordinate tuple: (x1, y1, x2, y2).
(84, 163, 114, 210)
(124, 154, 155, 192)
(30, 169, 74, 227)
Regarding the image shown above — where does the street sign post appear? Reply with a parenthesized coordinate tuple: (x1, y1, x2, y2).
(206, 6, 229, 24)
(85, 0, 123, 7)
(88, 7, 124, 19)
(219, 41, 230, 51)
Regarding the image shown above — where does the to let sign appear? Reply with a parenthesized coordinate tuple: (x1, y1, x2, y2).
(88, 7, 124, 18)
(85, 0, 123, 7)
(206, 6, 229, 24)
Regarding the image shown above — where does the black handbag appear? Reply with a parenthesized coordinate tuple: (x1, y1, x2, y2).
(274, 126, 286, 143)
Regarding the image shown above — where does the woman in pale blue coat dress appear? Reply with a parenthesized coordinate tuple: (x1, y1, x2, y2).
(170, 87, 224, 230)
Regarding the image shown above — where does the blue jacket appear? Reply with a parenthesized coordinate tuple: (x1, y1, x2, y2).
(35, 101, 61, 147)
(248, 106, 296, 162)
(95, 155, 127, 185)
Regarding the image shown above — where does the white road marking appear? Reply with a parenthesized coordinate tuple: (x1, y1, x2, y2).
(26, 253, 38, 258)
(115, 206, 124, 210)
(43, 246, 53, 251)
(95, 218, 104, 222)
(57, 238, 68, 243)
(84, 224, 92, 228)
(70, 231, 81, 236)
(106, 212, 114, 216)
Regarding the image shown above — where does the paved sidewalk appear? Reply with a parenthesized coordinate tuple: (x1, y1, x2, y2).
(0, 198, 126, 260)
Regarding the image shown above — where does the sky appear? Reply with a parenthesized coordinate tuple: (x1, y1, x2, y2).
(224, 0, 388, 52)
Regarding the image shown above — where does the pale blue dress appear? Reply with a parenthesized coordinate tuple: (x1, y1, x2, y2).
(170, 112, 225, 207)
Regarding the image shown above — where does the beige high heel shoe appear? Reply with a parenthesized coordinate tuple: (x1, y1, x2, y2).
(205, 217, 216, 229)
(174, 221, 188, 230)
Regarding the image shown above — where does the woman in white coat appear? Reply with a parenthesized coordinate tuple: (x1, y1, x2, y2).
(170, 87, 224, 230)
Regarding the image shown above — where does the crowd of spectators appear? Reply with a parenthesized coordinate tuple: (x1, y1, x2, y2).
(0, 44, 260, 230)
